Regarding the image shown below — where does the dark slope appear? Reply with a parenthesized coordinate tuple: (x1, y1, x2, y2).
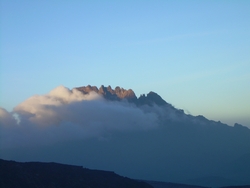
(145, 180, 208, 188)
(0, 159, 152, 188)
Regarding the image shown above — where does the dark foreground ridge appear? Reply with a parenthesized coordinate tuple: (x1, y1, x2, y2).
(2, 159, 249, 188)
(0, 159, 152, 188)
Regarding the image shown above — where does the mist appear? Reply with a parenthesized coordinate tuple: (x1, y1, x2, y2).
(1, 85, 250, 187)
(0, 86, 161, 148)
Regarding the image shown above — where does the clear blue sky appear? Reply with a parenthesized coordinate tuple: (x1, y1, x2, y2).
(1, 0, 250, 127)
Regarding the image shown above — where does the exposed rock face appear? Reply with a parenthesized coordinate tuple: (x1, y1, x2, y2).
(75, 85, 170, 106)
(76, 85, 99, 94)
(137, 92, 167, 106)
(76, 85, 137, 102)
(0, 159, 153, 188)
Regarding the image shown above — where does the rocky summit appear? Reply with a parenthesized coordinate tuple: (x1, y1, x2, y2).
(75, 85, 169, 106)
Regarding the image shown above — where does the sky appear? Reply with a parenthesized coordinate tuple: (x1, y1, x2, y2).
(1, 0, 250, 127)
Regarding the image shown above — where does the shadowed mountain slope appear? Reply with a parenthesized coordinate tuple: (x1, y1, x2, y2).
(145, 180, 208, 188)
(2, 159, 248, 188)
(1, 85, 250, 187)
(0, 159, 152, 188)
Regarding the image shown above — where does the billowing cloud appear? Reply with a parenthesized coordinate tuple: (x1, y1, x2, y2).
(13, 86, 101, 126)
(0, 86, 160, 148)
(1, 85, 250, 187)
(0, 108, 17, 127)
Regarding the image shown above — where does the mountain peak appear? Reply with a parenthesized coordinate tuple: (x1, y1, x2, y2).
(76, 85, 137, 102)
(75, 85, 169, 106)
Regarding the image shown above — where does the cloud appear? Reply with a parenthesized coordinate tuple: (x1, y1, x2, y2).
(0, 86, 160, 148)
(1, 85, 250, 187)
(0, 108, 17, 127)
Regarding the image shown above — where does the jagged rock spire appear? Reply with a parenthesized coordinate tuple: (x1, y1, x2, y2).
(75, 85, 170, 106)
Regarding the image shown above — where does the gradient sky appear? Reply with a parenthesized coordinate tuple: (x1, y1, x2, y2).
(1, 0, 250, 127)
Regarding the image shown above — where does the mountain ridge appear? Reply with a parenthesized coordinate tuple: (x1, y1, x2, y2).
(0, 159, 152, 188)
(75, 85, 169, 106)
(1, 85, 250, 187)
(1, 159, 249, 188)
(75, 85, 248, 129)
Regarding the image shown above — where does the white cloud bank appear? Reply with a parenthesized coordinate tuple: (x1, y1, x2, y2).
(1, 86, 250, 187)
(0, 86, 160, 148)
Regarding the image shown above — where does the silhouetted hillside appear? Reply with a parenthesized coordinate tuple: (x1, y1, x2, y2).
(145, 180, 208, 188)
(0, 159, 152, 188)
